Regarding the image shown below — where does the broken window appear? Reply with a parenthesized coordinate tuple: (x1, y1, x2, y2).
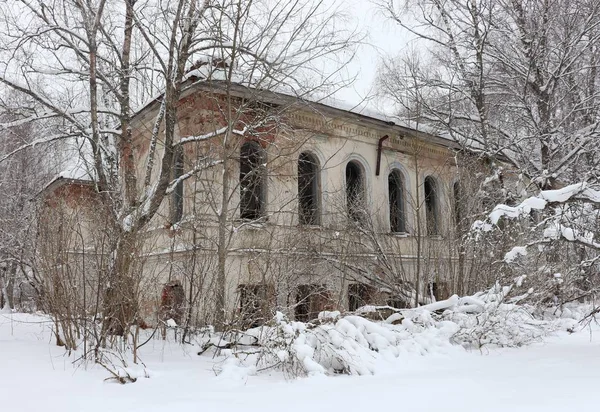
(295, 284, 329, 322)
(160, 281, 185, 326)
(348, 283, 374, 311)
(171, 145, 184, 223)
(427, 281, 449, 302)
(453, 181, 462, 229)
(238, 283, 274, 328)
(346, 160, 365, 222)
(389, 169, 406, 233)
(240, 141, 266, 220)
(298, 152, 321, 225)
(424, 176, 439, 235)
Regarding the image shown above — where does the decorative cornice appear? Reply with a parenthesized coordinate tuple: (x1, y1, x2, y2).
(288, 111, 452, 159)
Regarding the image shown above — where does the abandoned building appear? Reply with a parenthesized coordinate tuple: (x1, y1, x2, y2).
(39, 72, 479, 328)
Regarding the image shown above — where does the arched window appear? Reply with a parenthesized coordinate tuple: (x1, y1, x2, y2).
(424, 176, 439, 235)
(346, 160, 365, 222)
(171, 145, 184, 223)
(389, 169, 406, 233)
(453, 181, 462, 229)
(240, 141, 266, 220)
(298, 152, 320, 225)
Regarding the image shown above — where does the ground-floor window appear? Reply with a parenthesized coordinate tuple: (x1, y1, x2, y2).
(427, 281, 449, 302)
(348, 283, 375, 311)
(238, 283, 274, 327)
(295, 284, 330, 322)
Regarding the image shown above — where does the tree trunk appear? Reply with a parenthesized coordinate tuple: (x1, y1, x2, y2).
(215, 147, 232, 330)
(102, 230, 138, 336)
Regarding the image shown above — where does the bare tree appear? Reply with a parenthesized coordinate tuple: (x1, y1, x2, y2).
(0, 0, 358, 345)
(0, 91, 68, 311)
(378, 0, 600, 190)
(373, 0, 600, 309)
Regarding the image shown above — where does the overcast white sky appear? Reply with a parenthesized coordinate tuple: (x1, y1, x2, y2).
(332, 0, 413, 109)
(1, 0, 411, 114)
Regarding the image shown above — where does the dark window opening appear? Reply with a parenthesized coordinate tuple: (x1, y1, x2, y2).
(160, 281, 185, 325)
(171, 146, 184, 223)
(295, 284, 330, 322)
(453, 181, 462, 229)
(238, 283, 273, 328)
(424, 176, 439, 235)
(240, 141, 266, 220)
(346, 161, 365, 222)
(389, 170, 406, 233)
(348, 283, 374, 311)
(298, 152, 320, 225)
(427, 281, 449, 302)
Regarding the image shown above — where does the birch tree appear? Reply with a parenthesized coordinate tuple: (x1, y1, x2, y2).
(377, 0, 600, 305)
(378, 0, 600, 191)
(0, 0, 357, 337)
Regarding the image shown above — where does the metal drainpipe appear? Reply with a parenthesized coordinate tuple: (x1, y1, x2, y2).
(375, 135, 389, 176)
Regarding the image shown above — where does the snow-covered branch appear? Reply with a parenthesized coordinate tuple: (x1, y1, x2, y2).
(0, 133, 80, 164)
(165, 158, 224, 195)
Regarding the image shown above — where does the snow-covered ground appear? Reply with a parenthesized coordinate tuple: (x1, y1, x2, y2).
(1, 312, 598, 412)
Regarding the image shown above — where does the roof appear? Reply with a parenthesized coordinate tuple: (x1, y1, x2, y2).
(38, 154, 95, 198)
(42, 65, 464, 196)
(132, 65, 462, 152)
(42, 176, 94, 194)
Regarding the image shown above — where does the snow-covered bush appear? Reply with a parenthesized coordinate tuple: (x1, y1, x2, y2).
(472, 183, 600, 307)
(446, 283, 576, 348)
(198, 282, 582, 378)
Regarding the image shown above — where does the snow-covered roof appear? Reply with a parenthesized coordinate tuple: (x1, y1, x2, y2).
(39, 152, 95, 197)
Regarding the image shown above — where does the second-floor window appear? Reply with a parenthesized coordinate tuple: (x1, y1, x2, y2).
(453, 181, 462, 229)
(424, 176, 439, 235)
(389, 169, 406, 233)
(240, 141, 266, 220)
(346, 160, 366, 222)
(298, 152, 320, 225)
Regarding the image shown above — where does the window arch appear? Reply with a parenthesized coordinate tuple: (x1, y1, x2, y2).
(453, 181, 462, 229)
(389, 169, 406, 233)
(346, 160, 366, 222)
(424, 176, 439, 235)
(298, 152, 321, 225)
(240, 141, 266, 220)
